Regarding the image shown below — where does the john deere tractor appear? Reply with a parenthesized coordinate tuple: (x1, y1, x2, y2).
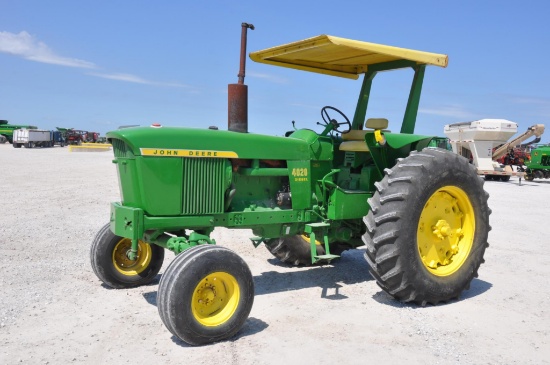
(524, 144, 550, 180)
(91, 28, 490, 345)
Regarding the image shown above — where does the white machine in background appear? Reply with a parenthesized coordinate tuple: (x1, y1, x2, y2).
(444, 119, 545, 181)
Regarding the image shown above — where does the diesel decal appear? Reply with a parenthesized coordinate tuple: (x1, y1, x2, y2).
(291, 167, 309, 182)
(140, 148, 239, 158)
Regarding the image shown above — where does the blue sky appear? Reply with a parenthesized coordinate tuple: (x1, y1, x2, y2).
(1, 1, 549, 141)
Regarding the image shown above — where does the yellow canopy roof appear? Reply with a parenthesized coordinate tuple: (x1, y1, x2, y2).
(250, 35, 448, 79)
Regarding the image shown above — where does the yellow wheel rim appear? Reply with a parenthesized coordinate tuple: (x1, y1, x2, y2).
(112, 239, 152, 276)
(417, 186, 475, 277)
(192, 272, 240, 327)
(300, 234, 322, 246)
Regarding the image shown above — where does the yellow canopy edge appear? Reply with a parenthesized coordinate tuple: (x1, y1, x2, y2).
(249, 35, 448, 79)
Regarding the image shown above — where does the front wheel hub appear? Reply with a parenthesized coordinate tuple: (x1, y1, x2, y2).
(192, 272, 240, 327)
(112, 239, 152, 276)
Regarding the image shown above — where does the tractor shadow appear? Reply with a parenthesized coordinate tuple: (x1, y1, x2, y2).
(141, 249, 372, 307)
(167, 317, 269, 348)
(254, 249, 373, 299)
(371, 277, 492, 308)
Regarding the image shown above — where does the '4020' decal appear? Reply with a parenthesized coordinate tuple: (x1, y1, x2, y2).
(291, 168, 308, 182)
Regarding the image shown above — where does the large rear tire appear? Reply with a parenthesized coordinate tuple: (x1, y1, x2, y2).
(157, 245, 254, 345)
(363, 148, 490, 305)
(90, 223, 165, 289)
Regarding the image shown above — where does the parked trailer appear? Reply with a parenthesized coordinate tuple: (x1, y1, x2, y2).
(12, 129, 65, 148)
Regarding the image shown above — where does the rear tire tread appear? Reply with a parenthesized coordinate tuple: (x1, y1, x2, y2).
(362, 148, 490, 305)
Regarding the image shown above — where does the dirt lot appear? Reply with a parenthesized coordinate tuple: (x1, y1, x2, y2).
(0, 143, 549, 365)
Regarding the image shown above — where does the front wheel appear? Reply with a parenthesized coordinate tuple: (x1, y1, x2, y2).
(363, 148, 490, 305)
(157, 245, 254, 345)
(90, 223, 165, 288)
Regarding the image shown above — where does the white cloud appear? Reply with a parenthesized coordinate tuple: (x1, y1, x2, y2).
(0, 31, 96, 69)
(505, 95, 550, 118)
(247, 71, 288, 84)
(289, 102, 320, 110)
(89, 72, 152, 84)
(0, 30, 189, 88)
(88, 72, 189, 88)
(509, 96, 549, 105)
(419, 105, 477, 119)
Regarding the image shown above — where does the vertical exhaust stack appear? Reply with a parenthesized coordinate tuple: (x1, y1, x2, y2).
(228, 23, 254, 133)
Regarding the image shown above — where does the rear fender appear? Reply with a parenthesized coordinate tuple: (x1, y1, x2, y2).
(365, 132, 435, 174)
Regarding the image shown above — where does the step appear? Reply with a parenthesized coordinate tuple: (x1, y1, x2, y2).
(249, 236, 265, 248)
(306, 222, 331, 228)
(314, 254, 340, 260)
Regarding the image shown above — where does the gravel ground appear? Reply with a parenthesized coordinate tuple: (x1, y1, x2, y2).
(0, 143, 549, 365)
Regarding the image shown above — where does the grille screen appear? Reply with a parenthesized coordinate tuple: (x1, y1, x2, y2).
(112, 139, 134, 158)
(182, 158, 225, 215)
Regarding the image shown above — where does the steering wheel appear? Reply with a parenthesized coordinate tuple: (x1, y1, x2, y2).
(321, 106, 351, 134)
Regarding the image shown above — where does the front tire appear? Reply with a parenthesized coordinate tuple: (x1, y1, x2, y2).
(363, 148, 490, 305)
(157, 245, 254, 345)
(90, 223, 165, 288)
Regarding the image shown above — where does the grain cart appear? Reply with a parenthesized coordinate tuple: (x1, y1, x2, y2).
(91, 29, 490, 345)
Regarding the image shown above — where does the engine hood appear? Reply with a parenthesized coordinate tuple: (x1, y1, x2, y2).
(107, 126, 332, 160)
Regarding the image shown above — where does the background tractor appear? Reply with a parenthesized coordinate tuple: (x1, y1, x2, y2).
(91, 26, 490, 346)
(0, 120, 38, 144)
(66, 129, 88, 145)
(523, 144, 550, 180)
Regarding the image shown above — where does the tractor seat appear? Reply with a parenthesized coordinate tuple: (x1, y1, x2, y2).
(339, 118, 389, 152)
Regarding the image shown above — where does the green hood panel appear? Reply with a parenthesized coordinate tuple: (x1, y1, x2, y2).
(107, 126, 331, 160)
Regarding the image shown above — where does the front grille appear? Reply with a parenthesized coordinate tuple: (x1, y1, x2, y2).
(182, 158, 225, 215)
(112, 139, 134, 158)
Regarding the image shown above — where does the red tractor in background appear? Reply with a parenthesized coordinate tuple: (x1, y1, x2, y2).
(492, 124, 544, 169)
(66, 129, 87, 145)
(86, 132, 99, 143)
(66, 129, 100, 144)
(496, 147, 531, 167)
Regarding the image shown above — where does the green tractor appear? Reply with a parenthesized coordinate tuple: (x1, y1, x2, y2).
(524, 144, 550, 180)
(0, 120, 38, 144)
(91, 29, 490, 345)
